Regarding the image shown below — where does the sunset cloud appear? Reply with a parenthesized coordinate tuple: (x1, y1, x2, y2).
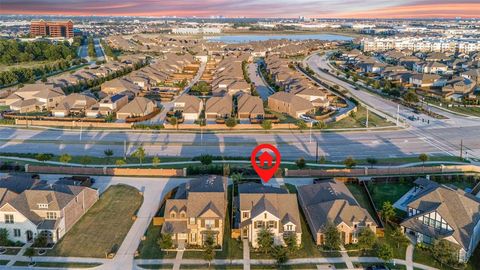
(0, 0, 478, 18)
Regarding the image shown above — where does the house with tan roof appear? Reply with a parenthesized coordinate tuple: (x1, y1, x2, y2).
(268, 92, 314, 118)
(237, 94, 264, 120)
(3, 84, 65, 113)
(0, 176, 98, 244)
(400, 178, 480, 262)
(174, 95, 203, 121)
(51, 93, 97, 117)
(162, 175, 227, 248)
(205, 96, 232, 119)
(297, 180, 377, 246)
(86, 94, 129, 118)
(236, 183, 302, 248)
(101, 78, 142, 98)
(116, 97, 156, 120)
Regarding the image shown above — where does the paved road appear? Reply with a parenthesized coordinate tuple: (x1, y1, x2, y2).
(94, 38, 105, 62)
(305, 53, 480, 129)
(248, 61, 274, 100)
(0, 125, 478, 160)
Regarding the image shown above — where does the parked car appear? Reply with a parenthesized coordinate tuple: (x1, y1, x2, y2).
(366, 265, 390, 270)
(299, 114, 318, 123)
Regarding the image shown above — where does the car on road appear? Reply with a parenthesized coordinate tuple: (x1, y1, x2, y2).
(299, 114, 318, 123)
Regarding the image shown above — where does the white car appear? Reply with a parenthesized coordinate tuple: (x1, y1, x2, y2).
(299, 114, 318, 123)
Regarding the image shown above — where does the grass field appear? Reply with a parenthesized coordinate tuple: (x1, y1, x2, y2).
(13, 261, 101, 268)
(136, 223, 177, 259)
(345, 183, 378, 220)
(366, 182, 414, 210)
(327, 105, 392, 129)
(414, 244, 480, 270)
(48, 184, 143, 258)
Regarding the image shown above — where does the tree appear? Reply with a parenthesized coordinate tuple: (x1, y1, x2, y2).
(343, 156, 357, 168)
(381, 201, 396, 224)
(35, 153, 52, 162)
(323, 223, 341, 250)
(131, 146, 146, 164)
(152, 156, 160, 167)
(261, 120, 272, 131)
(432, 239, 460, 267)
(295, 158, 306, 169)
(203, 231, 216, 269)
(59, 153, 72, 164)
(390, 226, 410, 249)
(403, 91, 419, 104)
(375, 242, 393, 262)
(169, 116, 178, 129)
(366, 157, 377, 168)
(296, 120, 308, 130)
(115, 159, 126, 166)
(0, 229, 9, 246)
(225, 117, 237, 129)
(257, 228, 274, 254)
(158, 233, 173, 254)
(104, 149, 114, 163)
(24, 247, 35, 264)
(272, 245, 289, 265)
(357, 227, 376, 252)
(199, 154, 213, 166)
(33, 233, 47, 247)
(319, 156, 327, 164)
(283, 233, 298, 254)
(418, 153, 429, 166)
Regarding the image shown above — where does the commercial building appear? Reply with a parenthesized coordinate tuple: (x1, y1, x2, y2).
(30, 20, 74, 38)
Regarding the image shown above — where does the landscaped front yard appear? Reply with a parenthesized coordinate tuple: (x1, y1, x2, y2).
(327, 105, 392, 129)
(48, 184, 143, 258)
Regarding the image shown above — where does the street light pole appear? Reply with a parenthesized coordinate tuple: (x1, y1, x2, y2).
(309, 122, 313, 144)
(396, 104, 400, 126)
(366, 107, 369, 128)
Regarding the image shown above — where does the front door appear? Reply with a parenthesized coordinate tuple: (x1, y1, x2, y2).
(341, 232, 346, 244)
(26, 230, 33, 242)
(242, 228, 249, 239)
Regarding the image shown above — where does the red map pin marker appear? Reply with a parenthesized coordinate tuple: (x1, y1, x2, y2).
(250, 144, 281, 183)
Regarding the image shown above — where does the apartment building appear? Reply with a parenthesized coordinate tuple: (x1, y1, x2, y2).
(362, 37, 480, 53)
(30, 20, 74, 38)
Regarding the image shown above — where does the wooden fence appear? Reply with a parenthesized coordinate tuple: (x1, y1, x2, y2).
(25, 165, 186, 177)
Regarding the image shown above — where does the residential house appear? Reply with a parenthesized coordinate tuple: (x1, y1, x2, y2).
(101, 78, 142, 98)
(85, 94, 129, 118)
(174, 95, 204, 121)
(3, 84, 65, 113)
(268, 92, 314, 118)
(116, 97, 156, 120)
(409, 74, 445, 88)
(462, 69, 480, 84)
(236, 183, 302, 248)
(237, 94, 264, 120)
(400, 178, 480, 263)
(205, 96, 233, 119)
(51, 93, 97, 117)
(0, 177, 98, 244)
(297, 180, 377, 246)
(162, 175, 227, 247)
(413, 62, 448, 74)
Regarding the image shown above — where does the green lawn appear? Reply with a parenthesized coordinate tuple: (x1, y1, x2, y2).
(136, 223, 177, 259)
(180, 265, 243, 270)
(354, 262, 406, 270)
(0, 260, 8, 265)
(251, 264, 320, 269)
(48, 184, 143, 258)
(264, 108, 297, 124)
(366, 182, 414, 210)
(414, 244, 480, 270)
(327, 105, 392, 129)
(138, 264, 174, 269)
(345, 183, 378, 221)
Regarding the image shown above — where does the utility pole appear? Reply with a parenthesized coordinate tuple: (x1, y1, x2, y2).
(460, 140, 463, 159)
(366, 107, 369, 128)
(124, 140, 127, 160)
(315, 141, 319, 163)
(396, 104, 400, 126)
(309, 122, 313, 144)
(79, 124, 82, 141)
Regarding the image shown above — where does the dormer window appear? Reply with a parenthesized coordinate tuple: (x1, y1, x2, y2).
(285, 224, 293, 231)
(38, 203, 48, 209)
(180, 212, 186, 218)
(170, 212, 176, 218)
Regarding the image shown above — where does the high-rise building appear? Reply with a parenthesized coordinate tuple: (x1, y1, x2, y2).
(30, 20, 74, 38)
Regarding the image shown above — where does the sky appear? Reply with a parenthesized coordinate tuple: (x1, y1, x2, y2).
(1, 0, 479, 19)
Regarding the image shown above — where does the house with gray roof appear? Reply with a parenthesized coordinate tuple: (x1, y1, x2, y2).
(0, 177, 98, 244)
(236, 183, 302, 248)
(297, 180, 377, 246)
(161, 175, 227, 248)
(400, 178, 480, 263)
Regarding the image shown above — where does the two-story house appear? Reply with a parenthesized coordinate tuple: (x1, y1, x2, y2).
(236, 183, 302, 248)
(0, 181, 98, 244)
(297, 180, 377, 246)
(401, 178, 480, 263)
(161, 175, 227, 248)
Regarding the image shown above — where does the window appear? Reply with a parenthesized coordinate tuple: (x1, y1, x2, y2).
(205, 219, 215, 229)
(170, 212, 176, 218)
(254, 221, 264, 229)
(180, 212, 186, 218)
(38, 204, 48, 209)
(189, 218, 196, 225)
(13, 229, 20, 237)
(191, 233, 196, 242)
(4, 214, 13, 224)
(267, 221, 276, 229)
(286, 225, 293, 231)
(46, 212, 57, 220)
(242, 212, 249, 219)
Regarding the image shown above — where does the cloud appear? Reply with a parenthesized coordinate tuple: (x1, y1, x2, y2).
(0, 0, 478, 18)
